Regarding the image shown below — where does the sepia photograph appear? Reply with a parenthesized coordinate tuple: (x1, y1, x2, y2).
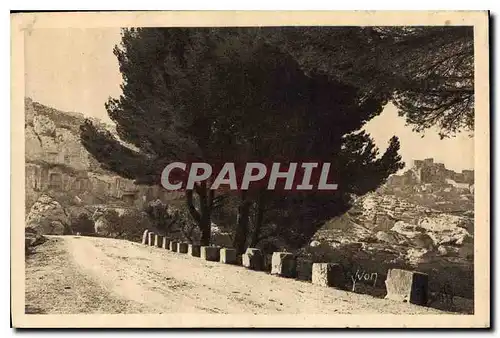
(10, 11, 490, 328)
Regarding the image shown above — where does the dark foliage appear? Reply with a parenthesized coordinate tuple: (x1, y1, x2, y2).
(81, 27, 404, 249)
(70, 213, 95, 235)
(143, 201, 198, 242)
(262, 26, 474, 138)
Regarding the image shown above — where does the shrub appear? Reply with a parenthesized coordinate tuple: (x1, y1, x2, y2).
(71, 213, 95, 236)
(95, 208, 151, 241)
(144, 201, 200, 243)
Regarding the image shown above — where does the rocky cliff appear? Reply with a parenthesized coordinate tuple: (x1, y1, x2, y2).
(305, 161, 474, 306)
(24, 98, 183, 231)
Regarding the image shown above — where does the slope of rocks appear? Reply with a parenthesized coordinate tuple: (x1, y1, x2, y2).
(308, 191, 474, 302)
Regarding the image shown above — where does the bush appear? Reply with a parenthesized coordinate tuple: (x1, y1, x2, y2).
(71, 213, 95, 236)
(95, 208, 151, 241)
(117, 211, 151, 242)
(92, 202, 199, 243)
(144, 201, 200, 243)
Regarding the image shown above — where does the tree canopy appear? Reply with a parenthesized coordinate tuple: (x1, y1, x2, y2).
(81, 27, 407, 248)
(261, 26, 474, 138)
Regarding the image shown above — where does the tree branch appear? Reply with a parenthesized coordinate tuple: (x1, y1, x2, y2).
(186, 190, 201, 223)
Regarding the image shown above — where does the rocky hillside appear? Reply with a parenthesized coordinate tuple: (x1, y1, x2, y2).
(25, 98, 182, 233)
(305, 162, 474, 309)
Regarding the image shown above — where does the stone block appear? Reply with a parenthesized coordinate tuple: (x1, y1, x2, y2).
(220, 248, 237, 264)
(242, 248, 264, 270)
(154, 234, 163, 248)
(169, 241, 178, 252)
(177, 242, 188, 254)
(162, 237, 169, 249)
(147, 232, 155, 246)
(312, 263, 346, 288)
(271, 252, 297, 278)
(141, 230, 149, 245)
(188, 244, 201, 257)
(201, 246, 220, 261)
(384, 269, 428, 306)
(296, 259, 313, 281)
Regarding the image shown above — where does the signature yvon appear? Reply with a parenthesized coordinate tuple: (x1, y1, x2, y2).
(349, 269, 378, 292)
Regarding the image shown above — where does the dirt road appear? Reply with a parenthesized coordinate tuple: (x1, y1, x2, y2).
(25, 236, 448, 314)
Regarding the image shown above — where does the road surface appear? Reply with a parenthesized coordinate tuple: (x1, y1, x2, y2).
(25, 236, 448, 315)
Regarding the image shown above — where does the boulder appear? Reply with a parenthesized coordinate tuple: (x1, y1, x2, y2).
(220, 248, 237, 264)
(169, 241, 178, 252)
(25, 194, 70, 235)
(201, 246, 220, 261)
(162, 237, 169, 249)
(309, 240, 320, 247)
(147, 232, 154, 246)
(242, 248, 264, 270)
(25, 231, 47, 254)
(384, 268, 428, 306)
(154, 234, 163, 248)
(141, 230, 149, 245)
(437, 245, 448, 256)
(312, 263, 346, 288)
(375, 231, 406, 245)
(33, 114, 56, 136)
(271, 252, 296, 278)
(188, 244, 201, 257)
(177, 242, 188, 254)
(405, 248, 431, 265)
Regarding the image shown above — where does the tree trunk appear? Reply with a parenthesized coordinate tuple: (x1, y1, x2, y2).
(186, 190, 201, 222)
(200, 217, 211, 246)
(186, 182, 213, 246)
(233, 190, 251, 255)
(250, 190, 265, 247)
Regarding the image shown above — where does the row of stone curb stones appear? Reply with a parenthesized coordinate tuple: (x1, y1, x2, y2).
(141, 229, 428, 306)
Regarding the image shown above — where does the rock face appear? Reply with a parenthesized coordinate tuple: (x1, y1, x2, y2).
(312, 263, 346, 288)
(24, 98, 184, 215)
(25, 194, 70, 235)
(242, 248, 264, 270)
(271, 252, 297, 278)
(188, 244, 201, 257)
(385, 269, 429, 306)
(307, 164, 474, 300)
(177, 242, 188, 254)
(201, 246, 220, 261)
(220, 248, 237, 264)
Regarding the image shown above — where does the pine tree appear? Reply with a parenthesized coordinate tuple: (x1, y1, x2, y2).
(262, 26, 474, 138)
(237, 73, 404, 250)
(80, 28, 325, 245)
(81, 27, 404, 249)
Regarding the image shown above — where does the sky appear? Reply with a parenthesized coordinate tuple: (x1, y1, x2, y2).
(24, 28, 474, 173)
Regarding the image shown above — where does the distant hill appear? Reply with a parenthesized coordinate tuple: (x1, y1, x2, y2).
(305, 160, 474, 302)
